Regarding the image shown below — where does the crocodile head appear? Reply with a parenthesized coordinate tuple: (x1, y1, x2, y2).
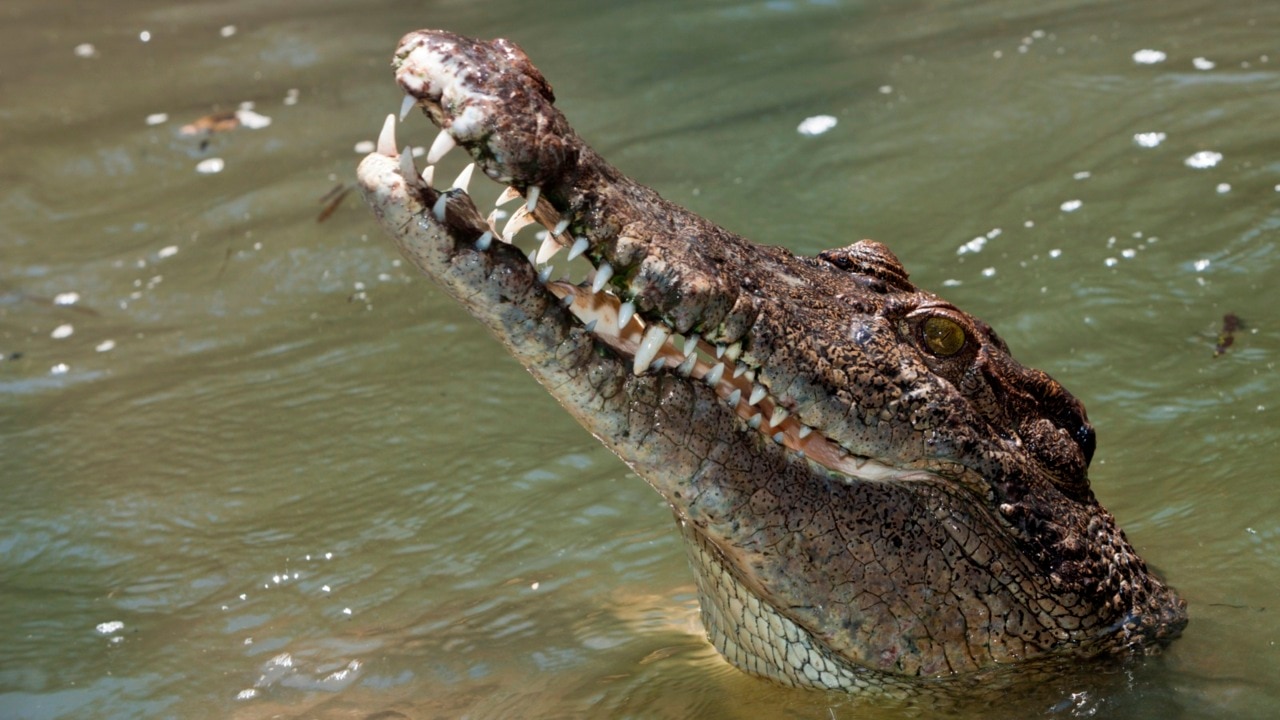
(356, 30, 1186, 695)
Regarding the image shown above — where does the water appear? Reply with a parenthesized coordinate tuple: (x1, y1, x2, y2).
(2, 0, 1277, 717)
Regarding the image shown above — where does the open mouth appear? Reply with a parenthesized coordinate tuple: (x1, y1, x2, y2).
(360, 103, 937, 489)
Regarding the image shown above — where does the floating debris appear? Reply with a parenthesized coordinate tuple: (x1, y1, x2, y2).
(74, 43, 98, 59)
(1214, 313, 1241, 357)
(1132, 49, 1167, 64)
(797, 115, 837, 136)
(181, 111, 240, 136)
(1060, 199, 1083, 212)
(1192, 57, 1216, 70)
(1184, 150, 1223, 169)
(317, 184, 353, 223)
(1134, 132, 1167, 148)
(195, 158, 225, 174)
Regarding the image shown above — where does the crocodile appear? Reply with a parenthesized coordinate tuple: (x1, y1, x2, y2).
(355, 30, 1187, 696)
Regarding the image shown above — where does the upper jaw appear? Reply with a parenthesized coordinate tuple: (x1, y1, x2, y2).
(358, 30, 1088, 507)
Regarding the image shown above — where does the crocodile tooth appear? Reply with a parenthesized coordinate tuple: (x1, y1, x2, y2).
(485, 208, 501, 236)
(724, 342, 743, 362)
(727, 388, 742, 407)
(677, 353, 697, 377)
(399, 145, 419, 185)
(475, 231, 493, 251)
(634, 325, 669, 375)
(769, 406, 789, 428)
(421, 165, 435, 188)
(451, 163, 475, 193)
(747, 413, 763, 429)
(432, 194, 449, 222)
(496, 186, 521, 207)
(503, 206, 535, 241)
(618, 301, 636, 329)
(426, 128, 456, 164)
(552, 218, 570, 236)
(705, 362, 725, 387)
(797, 425, 813, 439)
(682, 335, 698, 358)
(398, 94, 416, 121)
(592, 261, 613, 293)
(525, 185, 540, 212)
(584, 319, 597, 333)
(772, 432, 785, 445)
(538, 265, 553, 283)
(651, 357, 667, 372)
(715, 344, 726, 358)
(560, 289, 575, 306)
(732, 363, 748, 379)
(748, 384, 767, 406)
(376, 114, 397, 156)
(536, 235, 562, 264)
(567, 236, 589, 261)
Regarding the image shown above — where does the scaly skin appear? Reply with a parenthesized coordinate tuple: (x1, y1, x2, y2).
(355, 30, 1187, 695)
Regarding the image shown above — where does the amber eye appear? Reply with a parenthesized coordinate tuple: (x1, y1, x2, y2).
(922, 316, 966, 356)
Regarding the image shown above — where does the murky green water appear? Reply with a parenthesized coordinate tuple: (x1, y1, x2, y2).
(3, 1, 1278, 718)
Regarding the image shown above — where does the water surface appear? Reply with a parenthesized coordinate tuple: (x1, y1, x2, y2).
(2, 1, 1278, 718)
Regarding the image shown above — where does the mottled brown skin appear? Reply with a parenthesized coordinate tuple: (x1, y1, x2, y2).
(357, 30, 1187, 695)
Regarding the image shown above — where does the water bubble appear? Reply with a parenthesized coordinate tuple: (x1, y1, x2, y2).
(196, 158, 225, 174)
(1192, 57, 1215, 70)
(1060, 199, 1083, 212)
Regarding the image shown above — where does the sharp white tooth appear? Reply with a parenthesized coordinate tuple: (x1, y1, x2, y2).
(376, 114, 397, 156)
(772, 432, 785, 445)
(475, 231, 493, 251)
(552, 218, 570, 236)
(732, 363, 748, 379)
(618, 301, 635, 328)
(496, 186, 521, 206)
(727, 388, 742, 406)
(705, 362, 725, 387)
(536, 235, 562, 264)
(451, 163, 475, 193)
(677, 353, 697, 376)
(749, 385, 767, 406)
(724, 342, 742, 362)
(592, 261, 613, 293)
(769, 407, 789, 428)
(748, 413, 763, 430)
(398, 94, 416, 121)
(503, 206, 535, 241)
(485, 209, 502, 235)
(567, 236, 589, 261)
(682, 335, 698, 358)
(715, 344, 726, 359)
(651, 357, 667, 371)
(432, 194, 448, 222)
(525, 185, 540, 212)
(421, 166, 435, 188)
(538, 265, 553, 283)
(584, 319, 598, 333)
(561, 291, 575, 306)
(798, 425, 813, 439)
(426, 129, 456, 164)
(634, 325, 669, 375)
(399, 146, 419, 185)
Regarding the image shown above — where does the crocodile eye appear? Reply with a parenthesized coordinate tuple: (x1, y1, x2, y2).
(922, 316, 966, 356)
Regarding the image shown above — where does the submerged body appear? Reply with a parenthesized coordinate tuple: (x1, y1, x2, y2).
(356, 30, 1186, 695)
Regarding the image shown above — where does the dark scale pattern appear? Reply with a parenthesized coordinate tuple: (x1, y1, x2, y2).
(358, 29, 1189, 696)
